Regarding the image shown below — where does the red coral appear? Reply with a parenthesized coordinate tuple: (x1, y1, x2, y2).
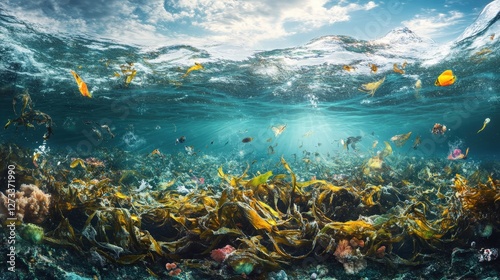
(349, 237, 364, 249)
(168, 268, 182, 276)
(376, 246, 386, 258)
(165, 262, 177, 270)
(211, 245, 236, 263)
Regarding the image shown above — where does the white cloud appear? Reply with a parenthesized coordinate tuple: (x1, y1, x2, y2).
(168, 0, 378, 46)
(2, 0, 378, 48)
(402, 10, 465, 39)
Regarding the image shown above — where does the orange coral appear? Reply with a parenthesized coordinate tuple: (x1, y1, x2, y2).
(0, 184, 51, 224)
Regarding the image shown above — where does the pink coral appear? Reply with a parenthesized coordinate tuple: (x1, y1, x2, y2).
(333, 239, 367, 275)
(0, 184, 51, 224)
(210, 245, 236, 263)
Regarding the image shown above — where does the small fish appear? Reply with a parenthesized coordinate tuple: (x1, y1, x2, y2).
(266, 138, 273, 142)
(393, 63, 405, 74)
(390, 131, 412, 147)
(185, 145, 195, 155)
(70, 70, 92, 98)
(182, 62, 204, 78)
(175, 136, 186, 145)
(358, 76, 385, 97)
(32, 152, 41, 168)
(372, 140, 378, 149)
(414, 79, 422, 98)
(113, 72, 121, 77)
(415, 79, 422, 89)
(369, 63, 378, 73)
(412, 135, 421, 149)
(268, 145, 275, 154)
(435, 70, 456, 86)
(490, 33, 495, 40)
(272, 124, 286, 137)
(402, 61, 408, 69)
(43, 125, 53, 140)
(92, 127, 102, 141)
(477, 118, 490, 133)
(101, 125, 115, 138)
(343, 65, 355, 72)
(242, 137, 253, 143)
(151, 149, 165, 158)
(343, 136, 361, 150)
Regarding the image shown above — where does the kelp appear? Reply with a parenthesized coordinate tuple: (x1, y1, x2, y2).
(3, 144, 495, 276)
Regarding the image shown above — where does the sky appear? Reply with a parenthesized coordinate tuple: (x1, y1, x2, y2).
(0, 0, 494, 50)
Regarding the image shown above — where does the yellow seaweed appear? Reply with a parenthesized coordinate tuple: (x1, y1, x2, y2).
(380, 141, 392, 158)
(70, 158, 86, 169)
(246, 171, 273, 188)
(125, 69, 137, 85)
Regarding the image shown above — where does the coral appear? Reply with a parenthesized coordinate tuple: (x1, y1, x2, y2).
(0, 184, 51, 224)
(165, 262, 177, 270)
(168, 268, 182, 276)
(165, 262, 182, 276)
(376, 246, 386, 258)
(349, 237, 365, 249)
(210, 245, 236, 263)
(333, 239, 367, 275)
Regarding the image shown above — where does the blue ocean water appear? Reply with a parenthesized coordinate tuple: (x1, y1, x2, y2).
(1, 8, 499, 166)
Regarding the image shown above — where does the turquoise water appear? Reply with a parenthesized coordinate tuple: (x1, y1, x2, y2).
(1, 9, 499, 164)
(1, 9, 499, 163)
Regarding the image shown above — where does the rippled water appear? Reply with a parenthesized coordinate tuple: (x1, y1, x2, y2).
(1, 9, 499, 163)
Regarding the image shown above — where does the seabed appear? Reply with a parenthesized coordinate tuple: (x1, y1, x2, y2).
(1, 142, 499, 280)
